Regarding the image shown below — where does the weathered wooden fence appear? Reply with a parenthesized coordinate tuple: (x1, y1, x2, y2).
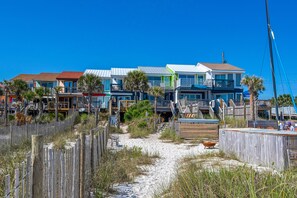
(175, 118, 219, 139)
(3, 125, 109, 198)
(219, 128, 297, 171)
(0, 112, 78, 147)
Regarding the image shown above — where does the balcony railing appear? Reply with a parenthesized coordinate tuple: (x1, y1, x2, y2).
(63, 87, 79, 93)
(148, 80, 161, 87)
(212, 79, 234, 90)
(110, 84, 124, 92)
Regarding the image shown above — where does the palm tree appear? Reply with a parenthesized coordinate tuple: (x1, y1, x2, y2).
(10, 79, 29, 102)
(3, 80, 12, 126)
(23, 90, 36, 115)
(34, 87, 46, 117)
(124, 70, 149, 103)
(148, 86, 164, 115)
(78, 74, 103, 114)
(53, 86, 63, 122)
(7, 79, 29, 113)
(241, 75, 265, 121)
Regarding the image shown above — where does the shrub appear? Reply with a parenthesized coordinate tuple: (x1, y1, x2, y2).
(124, 100, 153, 122)
(93, 146, 158, 197)
(109, 126, 124, 134)
(160, 128, 183, 143)
(80, 113, 88, 124)
(128, 117, 155, 138)
(221, 117, 247, 128)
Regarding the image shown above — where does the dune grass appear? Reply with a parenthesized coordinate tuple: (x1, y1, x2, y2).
(156, 152, 297, 198)
(92, 146, 159, 197)
(159, 128, 183, 143)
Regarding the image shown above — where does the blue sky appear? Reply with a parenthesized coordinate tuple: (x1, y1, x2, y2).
(1, 0, 297, 99)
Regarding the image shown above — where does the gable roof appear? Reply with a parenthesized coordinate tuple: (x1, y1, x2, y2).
(56, 71, 83, 80)
(166, 64, 204, 74)
(84, 69, 111, 78)
(138, 66, 171, 75)
(111, 68, 136, 77)
(33, 73, 60, 81)
(199, 63, 244, 71)
(12, 74, 37, 82)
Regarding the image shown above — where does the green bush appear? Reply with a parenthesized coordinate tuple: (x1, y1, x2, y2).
(80, 113, 88, 124)
(128, 117, 155, 138)
(109, 126, 124, 134)
(160, 128, 183, 143)
(124, 100, 153, 122)
(8, 114, 15, 121)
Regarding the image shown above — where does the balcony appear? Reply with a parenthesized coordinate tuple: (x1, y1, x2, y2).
(176, 79, 208, 89)
(61, 87, 79, 94)
(110, 84, 124, 92)
(148, 80, 161, 87)
(211, 79, 234, 90)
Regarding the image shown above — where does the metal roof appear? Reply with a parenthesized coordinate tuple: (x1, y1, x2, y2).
(199, 63, 244, 71)
(84, 69, 111, 78)
(166, 64, 204, 73)
(111, 68, 136, 77)
(138, 66, 171, 75)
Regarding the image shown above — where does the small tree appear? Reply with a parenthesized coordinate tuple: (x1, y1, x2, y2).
(3, 80, 12, 126)
(124, 70, 149, 103)
(241, 75, 265, 121)
(53, 86, 63, 122)
(78, 74, 103, 114)
(34, 87, 46, 117)
(148, 86, 164, 115)
(23, 90, 36, 115)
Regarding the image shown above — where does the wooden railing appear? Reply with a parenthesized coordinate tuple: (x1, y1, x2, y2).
(119, 100, 135, 112)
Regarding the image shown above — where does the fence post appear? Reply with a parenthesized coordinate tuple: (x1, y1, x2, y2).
(26, 123, 29, 140)
(244, 103, 246, 120)
(10, 124, 12, 146)
(79, 133, 85, 198)
(90, 129, 94, 177)
(95, 108, 99, 127)
(31, 135, 44, 198)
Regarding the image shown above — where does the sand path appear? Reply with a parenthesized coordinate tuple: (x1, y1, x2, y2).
(108, 125, 213, 198)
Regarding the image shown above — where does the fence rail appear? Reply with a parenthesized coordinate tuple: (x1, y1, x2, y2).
(2, 124, 109, 198)
(0, 112, 78, 148)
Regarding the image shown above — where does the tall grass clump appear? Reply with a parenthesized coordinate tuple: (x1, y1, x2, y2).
(221, 117, 247, 128)
(157, 153, 297, 198)
(159, 128, 183, 143)
(128, 117, 155, 138)
(93, 146, 159, 197)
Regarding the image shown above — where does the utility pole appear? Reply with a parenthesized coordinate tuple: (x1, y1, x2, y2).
(265, 0, 280, 128)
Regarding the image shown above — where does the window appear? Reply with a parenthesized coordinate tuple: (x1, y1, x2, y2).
(179, 75, 195, 86)
(197, 75, 204, 85)
(163, 76, 171, 87)
(148, 76, 161, 86)
(228, 74, 233, 80)
(236, 74, 241, 86)
(215, 74, 226, 80)
(179, 94, 202, 100)
(236, 93, 242, 101)
(103, 79, 110, 91)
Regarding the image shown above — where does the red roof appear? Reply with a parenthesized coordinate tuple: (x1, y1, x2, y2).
(33, 73, 60, 81)
(12, 74, 38, 82)
(56, 71, 84, 80)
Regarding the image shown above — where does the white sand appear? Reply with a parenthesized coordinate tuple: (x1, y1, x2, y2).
(107, 126, 214, 198)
